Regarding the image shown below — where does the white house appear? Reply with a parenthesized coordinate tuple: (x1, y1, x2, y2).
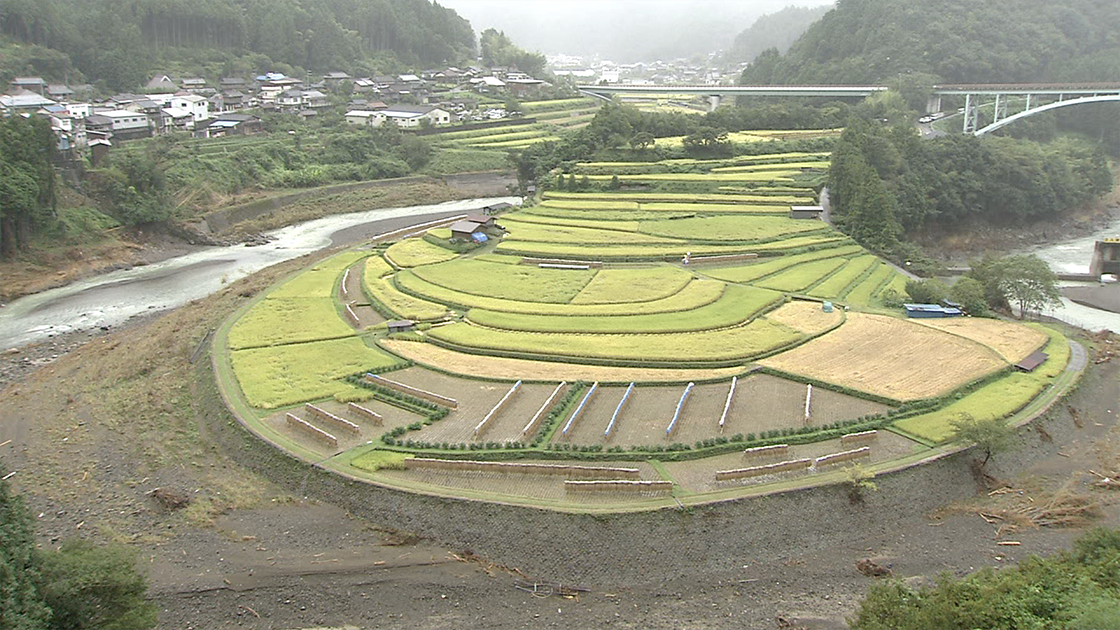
(380, 105, 451, 128)
(169, 94, 209, 122)
(85, 110, 151, 140)
(277, 89, 303, 110)
(344, 110, 386, 127)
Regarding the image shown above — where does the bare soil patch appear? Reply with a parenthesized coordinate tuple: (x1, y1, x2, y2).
(760, 313, 1008, 400)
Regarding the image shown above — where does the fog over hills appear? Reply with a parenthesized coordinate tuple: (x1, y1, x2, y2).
(439, 0, 836, 61)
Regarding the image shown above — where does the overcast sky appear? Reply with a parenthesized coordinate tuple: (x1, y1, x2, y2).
(439, 0, 836, 61)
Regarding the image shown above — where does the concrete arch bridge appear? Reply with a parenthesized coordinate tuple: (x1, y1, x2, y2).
(931, 83, 1120, 136)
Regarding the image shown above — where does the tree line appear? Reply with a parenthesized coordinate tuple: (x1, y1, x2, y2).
(0, 116, 56, 260)
(827, 115, 1113, 259)
(0, 0, 475, 91)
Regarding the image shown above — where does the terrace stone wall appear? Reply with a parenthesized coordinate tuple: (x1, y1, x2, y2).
(204, 348, 1107, 588)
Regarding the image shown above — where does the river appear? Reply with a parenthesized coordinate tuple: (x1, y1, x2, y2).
(1023, 214, 1120, 333)
(0, 197, 520, 349)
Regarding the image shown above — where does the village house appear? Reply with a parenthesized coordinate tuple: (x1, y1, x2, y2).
(145, 75, 178, 93)
(344, 110, 387, 127)
(206, 112, 262, 137)
(0, 91, 57, 114)
(85, 110, 151, 141)
(9, 77, 48, 95)
(380, 104, 451, 128)
(169, 94, 210, 122)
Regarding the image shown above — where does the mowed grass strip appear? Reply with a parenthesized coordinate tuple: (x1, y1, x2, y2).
(384, 238, 458, 267)
(397, 271, 726, 315)
(229, 298, 355, 350)
(754, 258, 849, 292)
(570, 266, 693, 304)
(267, 251, 368, 299)
(703, 245, 864, 283)
(230, 337, 405, 409)
(410, 259, 596, 303)
(638, 215, 830, 242)
(466, 136, 561, 148)
(501, 218, 681, 245)
(894, 327, 1070, 442)
(807, 255, 880, 299)
(523, 207, 693, 222)
(466, 284, 781, 334)
(427, 317, 801, 364)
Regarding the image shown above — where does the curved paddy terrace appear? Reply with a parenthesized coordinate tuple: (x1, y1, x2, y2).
(213, 141, 1084, 511)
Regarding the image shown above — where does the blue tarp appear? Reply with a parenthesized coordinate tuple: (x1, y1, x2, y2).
(472, 232, 489, 243)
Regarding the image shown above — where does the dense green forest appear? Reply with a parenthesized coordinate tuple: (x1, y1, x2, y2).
(828, 116, 1113, 258)
(0, 116, 56, 259)
(740, 0, 1120, 85)
(725, 4, 832, 64)
(0, 0, 475, 90)
(851, 527, 1120, 629)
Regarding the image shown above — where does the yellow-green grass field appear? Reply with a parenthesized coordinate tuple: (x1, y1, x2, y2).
(584, 172, 801, 183)
(701, 245, 865, 284)
(501, 219, 680, 245)
(501, 213, 642, 232)
(637, 215, 829, 242)
(410, 259, 596, 303)
(267, 251, 368, 299)
(230, 336, 405, 409)
(754, 258, 848, 293)
(494, 235, 848, 261)
(466, 284, 781, 334)
(710, 161, 831, 173)
(384, 238, 458, 267)
(842, 262, 897, 307)
(894, 327, 1070, 442)
(542, 191, 817, 205)
(427, 317, 801, 364)
(396, 271, 726, 315)
(228, 298, 355, 350)
(570, 266, 693, 304)
(807, 255, 880, 299)
(466, 136, 561, 149)
(363, 265, 449, 321)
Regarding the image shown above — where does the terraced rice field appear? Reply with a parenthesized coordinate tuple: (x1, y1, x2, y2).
(759, 313, 1009, 401)
(213, 126, 1081, 509)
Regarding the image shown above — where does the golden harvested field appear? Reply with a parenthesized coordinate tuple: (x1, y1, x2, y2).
(911, 317, 1049, 363)
(379, 339, 745, 382)
(765, 300, 842, 335)
(759, 313, 1008, 401)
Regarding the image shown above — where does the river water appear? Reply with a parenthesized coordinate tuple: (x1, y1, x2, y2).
(0, 197, 520, 349)
(1023, 214, 1120, 333)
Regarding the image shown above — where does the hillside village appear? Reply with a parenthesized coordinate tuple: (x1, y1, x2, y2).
(0, 66, 551, 160)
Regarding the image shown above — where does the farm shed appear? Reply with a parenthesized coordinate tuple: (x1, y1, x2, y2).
(465, 214, 497, 229)
(449, 220, 484, 240)
(387, 320, 416, 334)
(1014, 350, 1049, 372)
(904, 303, 963, 319)
(789, 205, 824, 220)
(483, 202, 514, 215)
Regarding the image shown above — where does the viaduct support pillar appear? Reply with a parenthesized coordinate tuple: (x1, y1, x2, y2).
(709, 94, 721, 112)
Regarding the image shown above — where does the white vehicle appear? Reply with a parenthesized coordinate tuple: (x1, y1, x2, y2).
(918, 115, 934, 124)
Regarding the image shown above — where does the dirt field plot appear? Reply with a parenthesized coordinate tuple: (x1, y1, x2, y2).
(555, 386, 629, 444)
(666, 430, 922, 494)
(377, 459, 662, 504)
(759, 313, 1008, 401)
(382, 368, 559, 444)
(718, 374, 889, 436)
(911, 317, 1048, 363)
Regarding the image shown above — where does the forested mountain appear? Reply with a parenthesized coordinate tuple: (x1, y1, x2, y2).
(0, 0, 475, 90)
(725, 4, 831, 64)
(741, 0, 1120, 85)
